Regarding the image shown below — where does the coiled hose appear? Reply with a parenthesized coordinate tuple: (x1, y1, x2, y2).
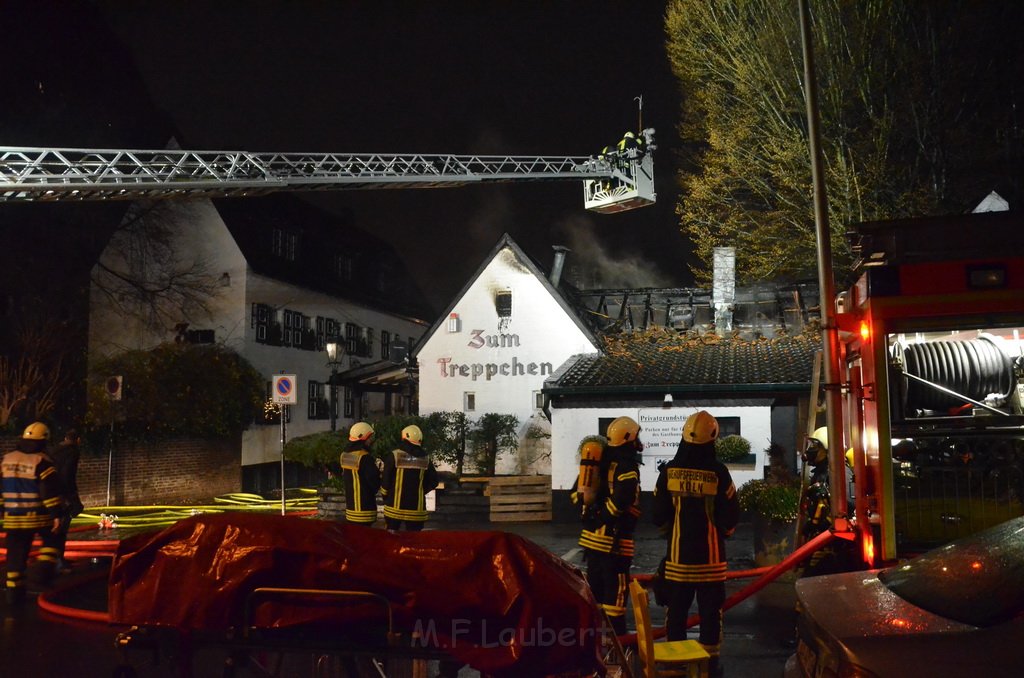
(896, 336, 1015, 412)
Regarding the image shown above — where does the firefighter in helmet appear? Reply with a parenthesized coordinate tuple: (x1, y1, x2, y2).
(339, 422, 381, 525)
(800, 427, 832, 540)
(1, 422, 62, 605)
(652, 410, 738, 673)
(578, 416, 642, 636)
(799, 427, 853, 576)
(381, 424, 438, 532)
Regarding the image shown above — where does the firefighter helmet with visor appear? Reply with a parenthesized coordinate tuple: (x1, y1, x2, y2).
(22, 422, 50, 440)
(682, 410, 719, 445)
(606, 416, 640, 447)
(349, 421, 375, 442)
(401, 425, 423, 446)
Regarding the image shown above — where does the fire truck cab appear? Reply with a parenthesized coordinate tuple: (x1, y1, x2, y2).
(837, 210, 1024, 566)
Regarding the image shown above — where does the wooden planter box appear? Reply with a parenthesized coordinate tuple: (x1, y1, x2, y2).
(485, 475, 552, 523)
(436, 475, 552, 523)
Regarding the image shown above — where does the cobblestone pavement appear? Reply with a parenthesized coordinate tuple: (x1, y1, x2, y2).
(1, 518, 796, 677)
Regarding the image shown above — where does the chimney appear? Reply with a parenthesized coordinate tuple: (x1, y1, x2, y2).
(713, 246, 736, 336)
(550, 245, 570, 286)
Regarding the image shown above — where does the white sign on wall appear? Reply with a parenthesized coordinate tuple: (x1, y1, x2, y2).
(637, 408, 690, 467)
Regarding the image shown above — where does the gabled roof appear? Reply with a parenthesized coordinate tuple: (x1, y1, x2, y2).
(412, 233, 600, 357)
(545, 332, 818, 396)
(211, 195, 431, 321)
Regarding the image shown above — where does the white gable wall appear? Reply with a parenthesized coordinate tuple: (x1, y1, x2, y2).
(418, 246, 599, 474)
(89, 201, 247, 357)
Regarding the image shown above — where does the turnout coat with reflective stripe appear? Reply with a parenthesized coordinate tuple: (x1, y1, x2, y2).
(579, 445, 641, 557)
(381, 446, 438, 522)
(1, 449, 61, 530)
(340, 447, 381, 524)
(652, 446, 739, 583)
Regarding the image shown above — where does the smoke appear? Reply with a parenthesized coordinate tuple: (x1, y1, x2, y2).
(554, 214, 672, 289)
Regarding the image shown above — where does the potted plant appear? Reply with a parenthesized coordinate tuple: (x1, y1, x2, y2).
(737, 444, 801, 566)
(716, 434, 756, 466)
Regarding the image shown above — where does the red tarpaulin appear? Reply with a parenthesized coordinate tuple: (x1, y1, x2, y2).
(108, 513, 604, 676)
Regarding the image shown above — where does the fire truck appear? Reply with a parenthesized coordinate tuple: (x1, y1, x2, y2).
(835, 209, 1024, 566)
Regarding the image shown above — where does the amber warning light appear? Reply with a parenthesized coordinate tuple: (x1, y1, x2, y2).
(859, 320, 870, 342)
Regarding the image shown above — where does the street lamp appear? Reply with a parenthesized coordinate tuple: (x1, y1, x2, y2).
(326, 340, 345, 431)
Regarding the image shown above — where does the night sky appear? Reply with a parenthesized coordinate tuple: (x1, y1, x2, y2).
(80, 0, 691, 313)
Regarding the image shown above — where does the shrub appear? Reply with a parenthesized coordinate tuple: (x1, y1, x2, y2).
(737, 478, 800, 522)
(716, 434, 752, 463)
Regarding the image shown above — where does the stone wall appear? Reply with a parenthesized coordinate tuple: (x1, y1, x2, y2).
(0, 433, 241, 507)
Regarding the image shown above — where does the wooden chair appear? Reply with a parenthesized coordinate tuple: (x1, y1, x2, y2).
(628, 580, 710, 678)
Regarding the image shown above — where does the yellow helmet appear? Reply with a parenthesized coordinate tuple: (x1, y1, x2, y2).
(845, 448, 855, 468)
(348, 421, 374, 442)
(682, 410, 719, 445)
(401, 424, 423, 446)
(803, 427, 828, 465)
(606, 416, 640, 447)
(22, 422, 50, 440)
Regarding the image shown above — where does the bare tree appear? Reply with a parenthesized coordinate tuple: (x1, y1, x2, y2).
(90, 201, 221, 334)
(0, 317, 71, 427)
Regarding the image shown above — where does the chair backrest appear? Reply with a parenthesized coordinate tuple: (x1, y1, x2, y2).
(629, 580, 657, 678)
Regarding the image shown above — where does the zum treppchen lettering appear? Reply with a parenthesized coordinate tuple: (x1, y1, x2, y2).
(436, 330, 553, 381)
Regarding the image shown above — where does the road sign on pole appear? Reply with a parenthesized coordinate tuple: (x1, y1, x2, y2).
(272, 374, 297, 404)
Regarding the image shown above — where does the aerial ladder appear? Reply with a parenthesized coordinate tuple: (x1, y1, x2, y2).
(0, 128, 656, 213)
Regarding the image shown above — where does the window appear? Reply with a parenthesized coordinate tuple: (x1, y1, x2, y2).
(346, 322, 360, 356)
(334, 253, 353, 281)
(365, 327, 374, 359)
(533, 391, 544, 410)
(464, 392, 476, 412)
(343, 387, 354, 417)
(495, 290, 512, 317)
(271, 227, 299, 261)
(316, 316, 341, 352)
(186, 329, 215, 344)
(252, 303, 271, 343)
(717, 417, 741, 437)
(447, 313, 461, 333)
(307, 381, 329, 420)
(381, 330, 391, 359)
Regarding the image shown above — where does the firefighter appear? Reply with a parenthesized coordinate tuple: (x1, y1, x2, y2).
(578, 416, 642, 636)
(798, 427, 852, 576)
(339, 422, 381, 525)
(652, 410, 739, 674)
(50, 428, 84, 573)
(381, 424, 438, 532)
(1, 422, 62, 605)
(800, 427, 831, 540)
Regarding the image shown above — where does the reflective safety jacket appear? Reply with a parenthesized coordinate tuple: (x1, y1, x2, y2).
(340, 446, 381, 524)
(801, 464, 831, 540)
(579, 445, 641, 558)
(381, 443, 438, 522)
(652, 444, 739, 583)
(1, 449, 62, 530)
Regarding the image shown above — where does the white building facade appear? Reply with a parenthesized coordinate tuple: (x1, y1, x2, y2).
(88, 195, 430, 487)
(415, 234, 600, 474)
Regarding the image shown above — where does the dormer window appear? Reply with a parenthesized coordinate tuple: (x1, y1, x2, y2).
(271, 227, 299, 261)
(334, 253, 353, 280)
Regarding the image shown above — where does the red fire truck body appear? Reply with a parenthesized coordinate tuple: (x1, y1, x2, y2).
(837, 210, 1024, 565)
